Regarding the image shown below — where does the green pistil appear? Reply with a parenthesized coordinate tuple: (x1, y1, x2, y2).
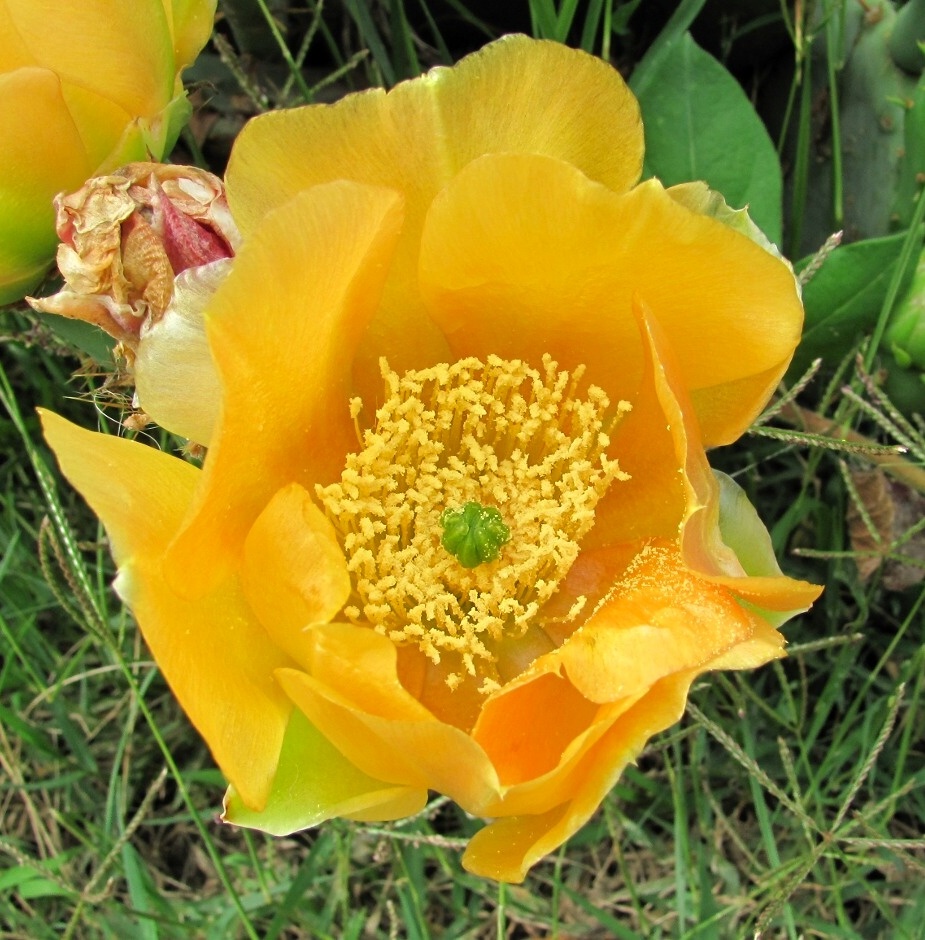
(440, 501, 510, 569)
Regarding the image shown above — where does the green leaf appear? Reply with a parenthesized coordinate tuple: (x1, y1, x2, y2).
(37, 311, 116, 366)
(789, 230, 924, 379)
(632, 32, 782, 245)
(121, 843, 170, 939)
(628, 0, 706, 96)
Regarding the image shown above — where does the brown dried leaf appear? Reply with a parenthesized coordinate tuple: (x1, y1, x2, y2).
(847, 469, 925, 590)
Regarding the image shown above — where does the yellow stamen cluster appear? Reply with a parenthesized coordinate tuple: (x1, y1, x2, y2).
(316, 354, 631, 687)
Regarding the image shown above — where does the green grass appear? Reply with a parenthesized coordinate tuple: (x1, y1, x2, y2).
(2, 1, 924, 937)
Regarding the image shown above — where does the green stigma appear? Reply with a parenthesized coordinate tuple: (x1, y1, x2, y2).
(440, 501, 511, 569)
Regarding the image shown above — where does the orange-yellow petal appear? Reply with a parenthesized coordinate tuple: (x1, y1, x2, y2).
(222, 707, 426, 835)
(40, 411, 294, 809)
(223, 36, 641, 398)
(609, 309, 821, 623)
(227, 35, 642, 237)
(164, 181, 404, 592)
(0, 68, 92, 299)
(467, 545, 781, 823)
(241, 483, 351, 668)
(463, 672, 693, 883)
(553, 544, 780, 705)
(4, 0, 176, 118)
(587, 297, 702, 552)
(39, 410, 197, 562)
(473, 672, 600, 788)
(419, 153, 804, 446)
(276, 624, 502, 812)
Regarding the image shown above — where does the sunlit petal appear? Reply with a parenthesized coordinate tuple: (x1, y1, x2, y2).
(227, 34, 642, 236)
(242, 483, 351, 668)
(419, 154, 803, 445)
(164, 182, 404, 591)
(4, 0, 176, 116)
(40, 411, 294, 807)
(224, 36, 641, 396)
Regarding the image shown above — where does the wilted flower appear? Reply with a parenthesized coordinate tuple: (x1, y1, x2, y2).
(30, 162, 238, 442)
(43, 36, 821, 883)
(0, 0, 216, 304)
(30, 162, 237, 345)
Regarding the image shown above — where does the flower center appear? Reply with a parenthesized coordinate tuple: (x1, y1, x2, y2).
(315, 354, 631, 689)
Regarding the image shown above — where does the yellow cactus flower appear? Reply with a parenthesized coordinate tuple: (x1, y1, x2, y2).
(42, 36, 821, 883)
(0, 0, 216, 304)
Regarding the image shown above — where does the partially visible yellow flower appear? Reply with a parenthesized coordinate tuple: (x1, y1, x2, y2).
(42, 36, 821, 883)
(0, 0, 216, 304)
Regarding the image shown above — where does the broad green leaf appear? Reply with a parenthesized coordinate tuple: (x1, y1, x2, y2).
(632, 32, 782, 245)
(788, 230, 924, 380)
(628, 0, 706, 96)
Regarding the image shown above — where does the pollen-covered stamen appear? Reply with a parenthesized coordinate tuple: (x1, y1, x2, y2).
(315, 354, 631, 689)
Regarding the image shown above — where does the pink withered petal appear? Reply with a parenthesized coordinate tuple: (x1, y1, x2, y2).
(29, 162, 238, 351)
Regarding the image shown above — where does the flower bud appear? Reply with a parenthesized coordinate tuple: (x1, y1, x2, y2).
(884, 247, 925, 415)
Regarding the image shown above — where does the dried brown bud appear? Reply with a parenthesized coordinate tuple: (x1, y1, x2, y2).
(29, 162, 239, 350)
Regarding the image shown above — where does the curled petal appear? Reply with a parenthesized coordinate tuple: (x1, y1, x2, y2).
(419, 153, 804, 446)
(40, 411, 294, 809)
(588, 296, 702, 552)
(666, 181, 784, 260)
(463, 673, 693, 883)
(554, 545, 779, 705)
(701, 471, 823, 625)
(241, 483, 351, 668)
(164, 181, 405, 592)
(222, 708, 426, 836)
(276, 625, 502, 813)
(133, 257, 230, 443)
